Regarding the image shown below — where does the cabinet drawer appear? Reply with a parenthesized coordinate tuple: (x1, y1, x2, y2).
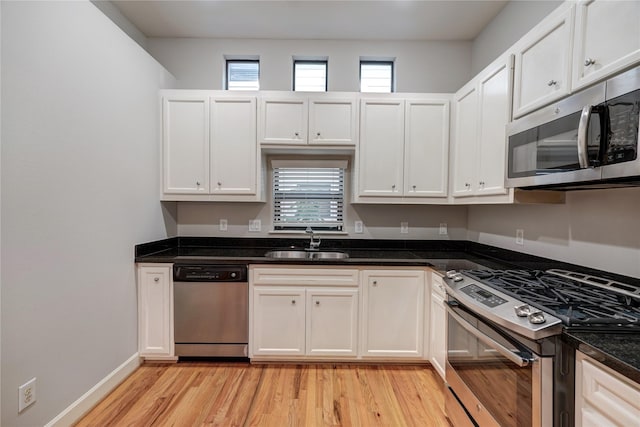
(251, 266, 359, 286)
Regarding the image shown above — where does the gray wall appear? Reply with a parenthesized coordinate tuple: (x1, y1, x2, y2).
(471, 0, 562, 75)
(468, 188, 640, 279)
(146, 37, 472, 93)
(1, 1, 173, 425)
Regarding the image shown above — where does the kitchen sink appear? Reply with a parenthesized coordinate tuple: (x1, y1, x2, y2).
(265, 250, 349, 260)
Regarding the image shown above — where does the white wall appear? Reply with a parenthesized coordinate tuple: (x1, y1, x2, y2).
(1, 2, 173, 425)
(471, 0, 562, 75)
(177, 202, 468, 241)
(146, 37, 472, 93)
(468, 188, 640, 278)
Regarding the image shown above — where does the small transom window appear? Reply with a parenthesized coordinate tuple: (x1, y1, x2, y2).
(293, 60, 328, 92)
(226, 60, 260, 90)
(360, 61, 394, 93)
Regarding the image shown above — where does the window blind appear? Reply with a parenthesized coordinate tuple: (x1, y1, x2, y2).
(273, 165, 345, 231)
(227, 60, 260, 90)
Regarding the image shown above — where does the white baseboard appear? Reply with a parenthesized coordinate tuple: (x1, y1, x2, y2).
(45, 352, 141, 427)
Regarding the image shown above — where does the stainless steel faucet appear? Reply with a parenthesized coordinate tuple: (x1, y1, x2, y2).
(305, 226, 321, 251)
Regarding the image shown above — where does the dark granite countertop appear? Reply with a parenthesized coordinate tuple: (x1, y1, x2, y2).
(135, 236, 640, 384)
(563, 331, 640, 385)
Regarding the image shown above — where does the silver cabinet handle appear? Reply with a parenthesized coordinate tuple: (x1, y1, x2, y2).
(547, 80, 557, 86)
(154, 277, 159, 282)
(584, 58, 596, 67)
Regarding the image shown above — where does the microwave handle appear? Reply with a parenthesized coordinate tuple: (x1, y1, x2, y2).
(447, 305, 533, 367)
(577, 105, 593, 168)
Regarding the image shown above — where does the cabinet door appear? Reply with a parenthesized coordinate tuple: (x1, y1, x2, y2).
(404, 99, 450, 197)
(451, 83, 478, 197)
(361, 270, 425, 358)
(258, 97, 308, 145)
(358, 99, 405, 197)
(138, 265, 174, 358)
(513, 6, 574, 117)
(476, 56, 512, 197)
(573, 0, 640, 90)
(308, 98, 357, 145)
(306, 289, 358, 356)
(162, 96, 209, 194)
(210, 97, 257, 195)
(252, 288, 305, 356)
(429, 290, 446, 380)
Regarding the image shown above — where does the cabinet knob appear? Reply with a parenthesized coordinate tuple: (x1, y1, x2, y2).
(479, 181, 485, 186)
(373, 280, 378, 286)
(291, 300, 296, 305)
(547, 80, 557, 86)
(154, 277, 160, 282)
(316, 132, 321, 137)
(196, 181, 201, 186)
(392, 184, 396, 190)
(294, 132, 299, 137)
(412, 185, 416, 190)
(584, 58, 596, 67)
(465, 183, 471, 188)
(217, 182, 222, 186)
(315, 301, 320, 306)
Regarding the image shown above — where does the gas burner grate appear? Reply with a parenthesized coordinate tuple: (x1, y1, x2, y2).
(462, 269, 640, 327)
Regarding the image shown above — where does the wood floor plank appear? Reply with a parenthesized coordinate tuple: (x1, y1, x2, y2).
(76, 362, 450, 427)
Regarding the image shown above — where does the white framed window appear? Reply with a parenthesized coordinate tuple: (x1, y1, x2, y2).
(293, 60, 328, 92)
(226, 60, 260, 90)
(272, 160, 346, 231)
(360, 61, 394, 93)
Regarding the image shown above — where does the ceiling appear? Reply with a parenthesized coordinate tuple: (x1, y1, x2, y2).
(111, 0, 509, 41)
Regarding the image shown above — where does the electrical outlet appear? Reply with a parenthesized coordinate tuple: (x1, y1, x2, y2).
(400, 222, 409, 234)
(439, 223, 448, 235)
(19, 378, 36, 413)
(249, 219, 261, 232)
(219, 219, 228, 232)
(354, 221, 364, 234)
(516, 229, 524, 245)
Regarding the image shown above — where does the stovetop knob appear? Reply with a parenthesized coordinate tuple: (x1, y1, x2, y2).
(528, 311, 546, 324)
(514, 304, 531, 317)
(445, 270, 458, 279)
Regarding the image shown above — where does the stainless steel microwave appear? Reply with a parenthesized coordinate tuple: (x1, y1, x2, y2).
(506, 66, 640, 190)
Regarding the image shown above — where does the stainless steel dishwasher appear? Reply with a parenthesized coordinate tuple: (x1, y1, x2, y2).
(173, 264, 248, 357)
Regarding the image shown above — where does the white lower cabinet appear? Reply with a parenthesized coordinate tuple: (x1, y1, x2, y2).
(429, 272, 446, 380)
(250, 266, 429, 362)
(575, 351, 640, 427)
(250, 266, 360, 359)
(360, 269, 425, 358)
(137, 263, 176, 360)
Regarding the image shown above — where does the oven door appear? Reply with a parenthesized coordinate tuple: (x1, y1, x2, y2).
(445, 301, 552, 427)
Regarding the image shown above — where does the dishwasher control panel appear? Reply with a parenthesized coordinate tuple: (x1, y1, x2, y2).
(173, 264, 247, 282)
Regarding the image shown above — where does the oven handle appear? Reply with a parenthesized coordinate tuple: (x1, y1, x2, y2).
(447, 305, 534, 368)
(577, 105, 593, 168)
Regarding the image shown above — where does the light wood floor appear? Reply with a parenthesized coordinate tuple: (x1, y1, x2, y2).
(75, 362, 451, 427)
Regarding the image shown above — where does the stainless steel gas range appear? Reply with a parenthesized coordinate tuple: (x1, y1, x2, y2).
(443, 268, 640, 427)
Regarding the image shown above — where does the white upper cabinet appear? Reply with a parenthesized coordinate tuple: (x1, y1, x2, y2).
(572, 0, 640, 91)
(452, 54, 513, 201)
(358, 98, 405, 197)
(308, 98, 358, 145)
(512, 4, 574, 118)
(161, 91, 261, 202)
(404, 100, 450, 197)
(357, 96, 450, 202)
(163, 95, 210, 195)
(258, 96, 308, 145)
(258, 93, 357, 146)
